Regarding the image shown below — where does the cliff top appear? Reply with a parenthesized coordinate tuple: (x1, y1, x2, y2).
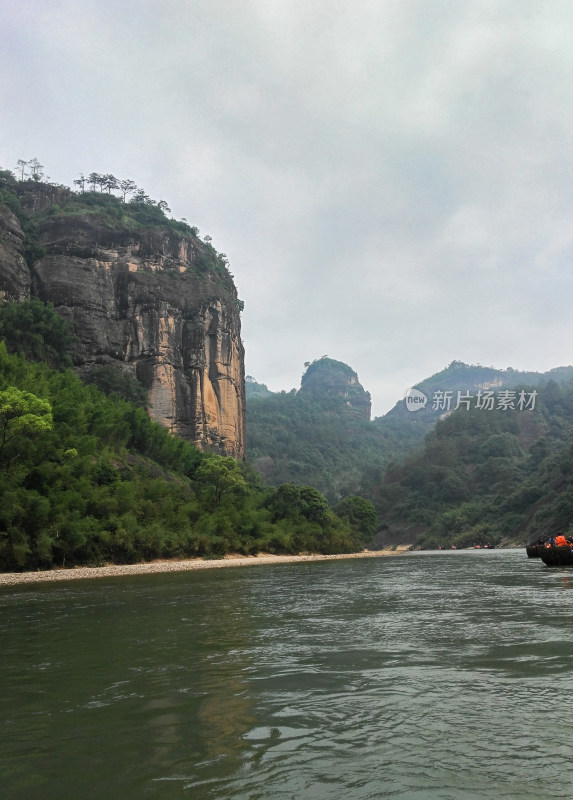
(1, 168, 238, 294)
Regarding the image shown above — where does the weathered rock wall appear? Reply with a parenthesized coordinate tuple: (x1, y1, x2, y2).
(0, 207, 31, 302)
(0, 198, 246, 458)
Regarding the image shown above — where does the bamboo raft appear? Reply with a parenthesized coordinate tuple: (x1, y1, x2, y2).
(526, 543, 573, 566)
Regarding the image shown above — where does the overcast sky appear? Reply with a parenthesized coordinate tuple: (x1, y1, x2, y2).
(3, 0, 573, 416)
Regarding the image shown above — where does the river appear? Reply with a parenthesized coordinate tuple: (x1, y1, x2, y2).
(1, 549, 573, 799)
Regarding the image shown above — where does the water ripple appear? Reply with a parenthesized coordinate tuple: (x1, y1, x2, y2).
(3, 551, 573, 798)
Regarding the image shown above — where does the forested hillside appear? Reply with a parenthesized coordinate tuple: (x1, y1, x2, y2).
(0, 305, 375, 572)
(247, 357, 573, 537)
(385, 359, 573, 424)
(246, 359, 426, 503)
(368, 379, 573, 548)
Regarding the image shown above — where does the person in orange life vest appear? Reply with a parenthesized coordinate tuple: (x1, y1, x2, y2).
(555, 534, 568, 546)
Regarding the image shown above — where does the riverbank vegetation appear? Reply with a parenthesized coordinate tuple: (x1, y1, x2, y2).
(367, 381, 573, 548)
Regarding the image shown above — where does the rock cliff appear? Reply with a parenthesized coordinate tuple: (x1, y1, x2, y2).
(0, 185, 245, 458)
(0, 206, 30, 302)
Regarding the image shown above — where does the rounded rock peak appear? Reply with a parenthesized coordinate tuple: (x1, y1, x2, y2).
(299, 357, 371, 420)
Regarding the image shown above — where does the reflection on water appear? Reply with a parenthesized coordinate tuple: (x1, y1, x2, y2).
(2, 550, 573, 799)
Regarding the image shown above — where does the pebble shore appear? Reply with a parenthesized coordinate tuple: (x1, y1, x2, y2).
(0, 548, 411, 586)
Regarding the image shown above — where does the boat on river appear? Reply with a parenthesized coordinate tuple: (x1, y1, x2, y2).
(527, 542, 573, 566)
(526, 538, 545, 558)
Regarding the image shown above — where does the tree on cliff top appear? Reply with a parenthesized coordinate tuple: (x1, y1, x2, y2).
(15, 158, 44, 182)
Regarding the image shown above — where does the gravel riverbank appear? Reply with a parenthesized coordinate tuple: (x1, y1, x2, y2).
(0, 548, 411, 586)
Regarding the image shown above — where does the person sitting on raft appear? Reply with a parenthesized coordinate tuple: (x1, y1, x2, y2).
(555, 534, 568, 546)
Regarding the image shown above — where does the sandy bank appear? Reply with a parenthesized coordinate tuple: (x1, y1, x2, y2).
(0, 548, 411, 586)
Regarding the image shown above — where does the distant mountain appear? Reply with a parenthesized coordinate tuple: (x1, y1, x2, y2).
(384, 360, 573, 426)
(368, 377, 573, 549)
(247, 357, 573, 539)
(298, 358, 372, 419)
(246, 358, 425, 502)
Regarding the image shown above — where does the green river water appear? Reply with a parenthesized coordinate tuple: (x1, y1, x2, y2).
(1, 549, 573, 799)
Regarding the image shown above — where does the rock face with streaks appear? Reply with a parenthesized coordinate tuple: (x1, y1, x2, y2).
(0, 184, 245, 458)
(0, 206, 30, 302)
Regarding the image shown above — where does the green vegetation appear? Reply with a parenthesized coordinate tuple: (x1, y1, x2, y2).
(248, 358, 573, 549)
(300, 357, 363, 394)
(0, 169, 22, 216)
(245, 376, 274, 400)
(81, 365, 149, 409)
(246, 362, 425, 503)
(0, 386, 53, 468)
(0, 299, 75, 368)
(1, 161, 239, 290)
(334, 495, 378, 538)
(368, 380, 573, 548)
(386, 359, 573, 424)
(40, 188, 193, 236)
(0, 304, 370, 572)
(11, 162, 573, 556)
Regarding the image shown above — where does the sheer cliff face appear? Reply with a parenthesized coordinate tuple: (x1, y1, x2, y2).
(0, 207, 30, 302)
(0, 206, 245, 458)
